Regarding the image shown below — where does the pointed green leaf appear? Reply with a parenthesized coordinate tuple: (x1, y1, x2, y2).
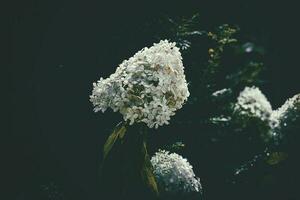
(140, 141, 159, 196)
(103, 122, 126, 160)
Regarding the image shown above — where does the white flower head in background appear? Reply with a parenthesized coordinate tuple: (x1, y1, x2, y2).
(90, 40, 190, 128)
(271, 93, 300, 129)
(150, 150, 202, 194)
(234, 86, 272, 121)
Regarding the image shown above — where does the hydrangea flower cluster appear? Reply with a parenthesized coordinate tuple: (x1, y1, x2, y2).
(150, 150, 202, 194)
(90, 40, 190, 128)
(271, 93, 300, 129)
(234, 86, 300, 142)
(234, 86, 273, 122)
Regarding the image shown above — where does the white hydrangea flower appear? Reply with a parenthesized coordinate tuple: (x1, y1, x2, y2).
(234, 86, 273, 121)
(150, 150, 202, 194)
(271, 93, 300, 129)
(90, 40, 190, 128)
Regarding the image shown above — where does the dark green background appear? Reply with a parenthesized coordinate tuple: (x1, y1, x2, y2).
(8, 1, 300, 199)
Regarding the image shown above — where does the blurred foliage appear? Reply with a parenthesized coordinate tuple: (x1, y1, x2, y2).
(144, 13, 300, 200)
(39, 181, 66, 200)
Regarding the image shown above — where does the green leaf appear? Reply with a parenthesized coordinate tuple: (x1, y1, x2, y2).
(140, 141, 159, 196)
(266, 152, 288, 165)
(103, 122, 127, 160)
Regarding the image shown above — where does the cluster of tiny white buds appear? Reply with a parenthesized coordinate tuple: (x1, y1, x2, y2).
(234, 86, 300, 141)
(234, 86, 273, 122)
(271, 93, 300, 129)
(150, 149, 202, 194)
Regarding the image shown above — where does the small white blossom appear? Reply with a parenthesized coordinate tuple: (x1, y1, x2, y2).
(234, 86, 272, 121)
(210, 116, 231, 123)
(150, 150, 202, 194)
(212, 88, 231, 97)
(90, 40, 190, 128)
